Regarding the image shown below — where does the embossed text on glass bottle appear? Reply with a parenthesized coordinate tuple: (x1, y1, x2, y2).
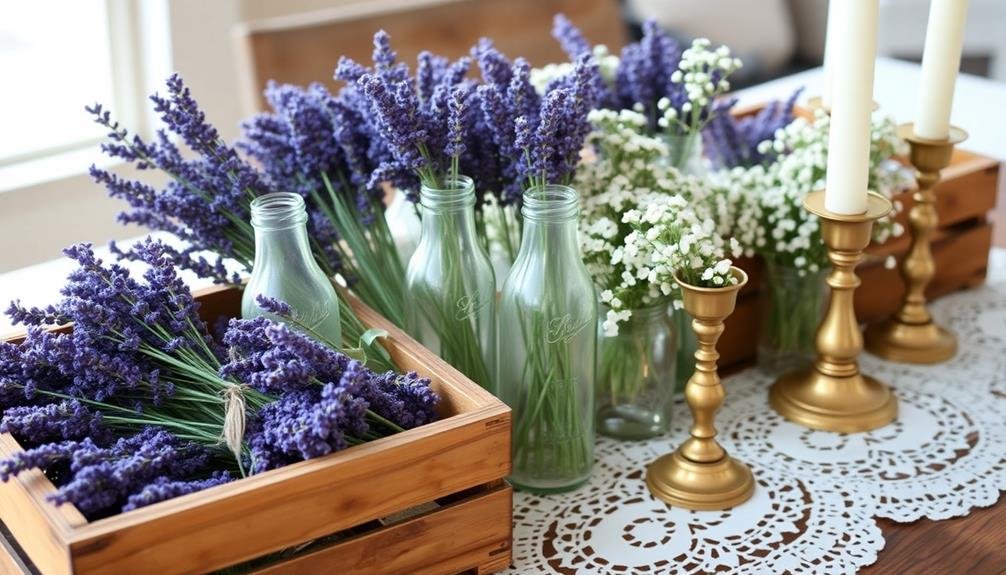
(241, 192, 342, 346)
(498, 185, 596, 493)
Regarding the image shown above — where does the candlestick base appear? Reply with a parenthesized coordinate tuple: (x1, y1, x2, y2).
(770, 191, 897, 433)
(864, 319, 957, 364)
(646, 450, 755, 510)
(770, 367, 898, 433)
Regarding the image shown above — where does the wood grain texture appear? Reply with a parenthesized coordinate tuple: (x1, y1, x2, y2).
(253, 484, 512, 575)
(0, 434, 86, 575)
(234, 0, 626, 112)
(866, 507, 1006, 575)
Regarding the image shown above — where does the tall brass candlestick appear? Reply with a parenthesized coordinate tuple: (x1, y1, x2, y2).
(864, 123, 967, 363)
(770, 191, 897, 433)
(646, 267, 754, 510)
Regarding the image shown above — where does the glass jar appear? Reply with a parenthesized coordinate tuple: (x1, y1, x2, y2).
(242, 192, 342, 346)
(596, 300, 677, 440)
(499, 185, 596, 493)
(757, 261, 828, 375)
(406, 176, 496, 392)
(672, 306, 696, 394)
(663, 132, 706, 177)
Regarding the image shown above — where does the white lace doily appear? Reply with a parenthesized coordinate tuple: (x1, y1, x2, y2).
(508, 250, 1006, 573)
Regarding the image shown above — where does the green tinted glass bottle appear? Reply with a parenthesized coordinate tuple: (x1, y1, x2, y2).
(498, 185, 596, 493)
(241, 192, 342, 346)
(405, 175, 496, 392)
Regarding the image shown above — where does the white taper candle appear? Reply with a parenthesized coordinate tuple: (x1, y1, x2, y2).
(821, 0, 840, 108)
(916, 0, 970, 139)
(824, 0, 878, 215)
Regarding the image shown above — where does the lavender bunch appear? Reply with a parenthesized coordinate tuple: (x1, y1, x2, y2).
(240, 82, 408, 327)
(221, 314, 437, 472)
(87, 75, 390, 371)
(704, 89, 803, 169)
(342, 30, 482, 194)
(3, 240, 273, 467)
(0, 427, 228, 519)
(477, 44, 602, 192)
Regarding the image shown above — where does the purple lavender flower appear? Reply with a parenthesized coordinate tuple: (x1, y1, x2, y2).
(705, 88, 803, 168)
(0, 439, 83, 482)
(89, 74, 347, 282)
(471, 38, 512, 88)
(552, 14, 593, 59)
(246, 384, 368, 469)
(255, 295, 293, 317)
(614, 20, 683, 127)
(52, 428, 212, 516)
(444, 85, 470, 159)
(1, 401, 111, 445)
(360, 370, 439, 430)
(122, 472, 232, 512)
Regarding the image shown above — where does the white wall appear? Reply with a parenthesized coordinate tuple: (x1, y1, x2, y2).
(0, 0, 246, 273)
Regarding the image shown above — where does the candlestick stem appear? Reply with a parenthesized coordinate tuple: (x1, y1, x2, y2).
(864, 124, 967, 363)
(770, 191, 897, 433)
(646, 268, 754, 510)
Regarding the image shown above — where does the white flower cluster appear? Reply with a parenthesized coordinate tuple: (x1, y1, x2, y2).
(659, 39, 742, 135)
(714, 109, 911, 273)
(530, 44, 620, 95)
(577, 109, 738, 335)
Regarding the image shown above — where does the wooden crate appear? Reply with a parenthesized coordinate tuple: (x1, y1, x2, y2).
(0, 286, 513, 575)
(720, 146, 999, 370)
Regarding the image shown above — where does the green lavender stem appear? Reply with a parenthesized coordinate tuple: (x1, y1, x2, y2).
(760, 264, 825, 368)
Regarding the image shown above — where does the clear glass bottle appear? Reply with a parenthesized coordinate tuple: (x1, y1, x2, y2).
(596, 299, 677, 440)
(758, 261, 828, 375)
(663, 132, 706, 177)
(499, 185, 596, 493)
(406, 175, 496, 392)
(242, 192, 342, 346)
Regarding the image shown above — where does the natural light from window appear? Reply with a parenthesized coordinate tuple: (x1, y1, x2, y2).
(0, 0, 115, 166)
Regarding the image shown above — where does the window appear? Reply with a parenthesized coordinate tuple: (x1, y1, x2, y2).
(0, 0, 119, 166)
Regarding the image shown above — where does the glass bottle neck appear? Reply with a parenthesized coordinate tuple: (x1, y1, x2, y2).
(516, 184, 581, 259)
(418, 176, 479, 240)
(250, 193, 317, 270)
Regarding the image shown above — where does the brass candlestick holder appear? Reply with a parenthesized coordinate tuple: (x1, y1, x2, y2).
(770, 191, 897, 433)
(646, 267, 754, 510)
(864, 123, 968, 364)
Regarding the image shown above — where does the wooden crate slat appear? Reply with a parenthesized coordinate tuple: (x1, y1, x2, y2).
(253, 484, 512, 575)
(66, 405, 509, 574)
(856, 221, 992, 324)
(0, 435, 83, 575)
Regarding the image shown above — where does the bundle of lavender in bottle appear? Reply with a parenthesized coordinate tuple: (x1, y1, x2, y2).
(240, 80, 408, 328)
(546, 15, 743, 174)
(342, 31, 499, 391)
(491, 52, 603, 492)
(86, 74, 393, 373)
(0, 240, 438, 519)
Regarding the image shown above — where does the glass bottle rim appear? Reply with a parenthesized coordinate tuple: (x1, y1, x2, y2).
(419, 175, 476, 210)
(250, 192, 309, 230)
(521, 184, 579, 222)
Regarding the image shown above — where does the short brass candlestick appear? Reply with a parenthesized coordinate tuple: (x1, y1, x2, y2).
(770, 191, 897, 433)
(864, 123, 968, 364)
(646, 267, 754, 510)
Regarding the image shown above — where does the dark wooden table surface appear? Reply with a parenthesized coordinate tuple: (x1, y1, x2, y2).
(863, 184, 1006, 575)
